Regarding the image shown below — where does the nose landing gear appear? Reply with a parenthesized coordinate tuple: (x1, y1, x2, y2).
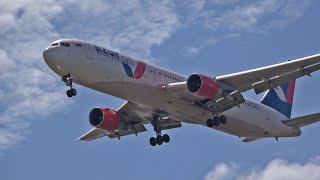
(62, 74, 77, 97)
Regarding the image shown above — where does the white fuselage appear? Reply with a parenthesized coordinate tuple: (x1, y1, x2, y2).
(43, 39, 301, 138)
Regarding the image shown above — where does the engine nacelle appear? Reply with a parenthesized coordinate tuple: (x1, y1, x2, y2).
(187, 73, 222, 99)
(89, 107, 120, 131)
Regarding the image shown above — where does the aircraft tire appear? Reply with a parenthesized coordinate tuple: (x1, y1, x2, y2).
(66, 90, 73, 97)
(206, 119, 214, 127)
(220, 115, 227, 124)
(71, 88, 77, 96)
(150, 137, 157, 146)
(156, 135, 163, 145)
(163, 134, 170, 143)
(213, 116, 220, 126)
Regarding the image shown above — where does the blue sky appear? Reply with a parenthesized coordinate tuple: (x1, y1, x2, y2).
(1, 0, 320, 179)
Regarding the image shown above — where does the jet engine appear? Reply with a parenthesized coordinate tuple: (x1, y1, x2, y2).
(89, 108, 120, 131)
(186, 73, 222, 99)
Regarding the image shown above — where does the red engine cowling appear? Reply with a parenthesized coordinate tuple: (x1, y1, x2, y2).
(187, 73, 221, 99)
(89, 108, 120, 131)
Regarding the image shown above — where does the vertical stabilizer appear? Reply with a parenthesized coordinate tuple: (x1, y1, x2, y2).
(260, 80, 296, 118)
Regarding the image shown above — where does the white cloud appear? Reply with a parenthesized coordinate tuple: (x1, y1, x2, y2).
(54, 0, 179, 58)
(182, 0, 311, 55)
(205, 157, 320, 180)
(0, 0, 179, 152)
(184, 38, 219, 56)
(200, 0, 311, 32)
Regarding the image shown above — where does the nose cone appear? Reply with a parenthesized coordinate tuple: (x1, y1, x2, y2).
(42, 48, 53, 63)
(43, 48, 64, 76)
(43, 48, 52, 63)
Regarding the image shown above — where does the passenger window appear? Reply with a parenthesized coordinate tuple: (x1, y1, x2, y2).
(60, 42, 70, 47)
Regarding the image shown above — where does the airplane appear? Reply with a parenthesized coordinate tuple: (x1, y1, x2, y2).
(43, 39, 320, 146)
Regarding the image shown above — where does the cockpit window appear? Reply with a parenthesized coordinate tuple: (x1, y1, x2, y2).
(51, 43, 59, 46)
(60, 42, 70, 47)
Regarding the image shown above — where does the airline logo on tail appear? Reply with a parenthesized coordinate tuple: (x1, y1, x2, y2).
(122, 61, 146, 79)
(274, 81, 295, 104)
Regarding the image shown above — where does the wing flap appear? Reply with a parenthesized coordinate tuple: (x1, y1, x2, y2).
(160, 121, 182, 130)
(242, 137, 265, 143)
(215, 91, 245, 113)
(107, 123, 147, 139)
(217, 54, 320, 93)
(198, 91, 245, 114)
(282, 112, 320, 127)
(253, 63, 320, 94)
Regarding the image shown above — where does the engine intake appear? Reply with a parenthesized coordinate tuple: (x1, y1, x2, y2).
(89, 107, 120, 131)
(187, 74, 221, 99)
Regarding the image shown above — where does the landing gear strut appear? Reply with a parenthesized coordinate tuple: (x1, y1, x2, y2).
(206, 115, 227, 127)
(149, 115, 170, 146)
(62, 74, 77, 97)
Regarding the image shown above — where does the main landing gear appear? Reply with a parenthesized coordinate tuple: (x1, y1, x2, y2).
(149, 115, 170, 146)
(206, 115, 227, 127)
(62, 74, 77, 97)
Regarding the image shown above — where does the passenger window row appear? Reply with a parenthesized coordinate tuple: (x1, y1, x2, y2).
(150, 69, 183, 82)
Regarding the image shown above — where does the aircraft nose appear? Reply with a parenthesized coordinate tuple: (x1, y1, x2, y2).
(43, 48, 51, 62)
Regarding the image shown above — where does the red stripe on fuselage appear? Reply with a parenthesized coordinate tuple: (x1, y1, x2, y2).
(134, 61, 146, 79)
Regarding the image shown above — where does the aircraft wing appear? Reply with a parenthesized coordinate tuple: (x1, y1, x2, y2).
(78, 101, 181, 141)
(77, 128, 107, 141)
(164, 54, 320, 114)
(282, 112, 320, 127)
(216, 54, 320, 94)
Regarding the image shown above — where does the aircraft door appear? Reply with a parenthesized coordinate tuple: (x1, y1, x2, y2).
(264, 109, 271, 120)
(85, 44, 94, 59)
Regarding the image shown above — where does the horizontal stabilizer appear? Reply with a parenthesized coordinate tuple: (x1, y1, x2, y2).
(282, 112, 320, 127)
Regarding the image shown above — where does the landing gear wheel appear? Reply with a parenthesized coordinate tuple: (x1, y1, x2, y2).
(213, 116, 220, 126)
(66, 90, 73, 97)
(220, 115, 227, 124)
(62, 74, 77, 97)
(163, 134, 170, 143)
(206, 119, 214, 127)
(156, 135, 164, 145)
(150, 137, 157, 146)
(71, 88, 77, 96)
